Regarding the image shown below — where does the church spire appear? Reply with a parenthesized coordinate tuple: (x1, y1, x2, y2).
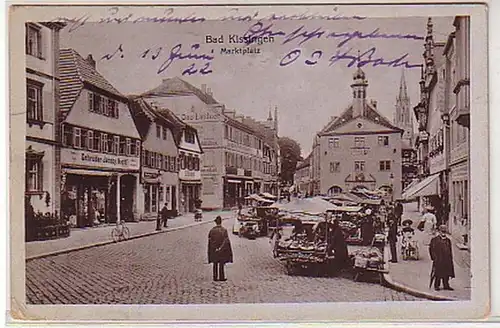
(267, 108, 273, 121)
(398, 68, 408, 101)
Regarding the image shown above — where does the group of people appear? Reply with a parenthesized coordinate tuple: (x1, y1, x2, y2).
(386, 202, 456, 291)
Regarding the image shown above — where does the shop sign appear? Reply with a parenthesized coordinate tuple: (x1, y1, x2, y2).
(62, 149, 139, 171)
(180, 169, 201, 180)
(202, 165, 218, 173)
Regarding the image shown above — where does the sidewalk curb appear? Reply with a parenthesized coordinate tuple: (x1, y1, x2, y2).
(381, 244, 457, 301)
(26, 215, 232, 261)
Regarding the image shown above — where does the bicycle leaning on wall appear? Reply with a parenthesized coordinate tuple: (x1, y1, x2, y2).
(111, 221, 130, 242)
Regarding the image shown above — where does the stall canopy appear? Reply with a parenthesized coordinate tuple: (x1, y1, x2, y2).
(401, 173, 440, 200)
(260, 192, 277, 200)
(245, 194, 274, 203)
(271, 197, 337, 215)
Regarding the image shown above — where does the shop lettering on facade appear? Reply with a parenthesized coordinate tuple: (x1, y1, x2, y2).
(202, 165, 218, 173)
(62, 149, 140, 171)
(181, 112, 221, 121)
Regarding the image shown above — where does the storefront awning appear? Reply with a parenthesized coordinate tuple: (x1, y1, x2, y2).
(180, 180, 202, 185)
(402, 173, 440, 200)
(227, 179, 241, 184)
(63, 168, 114, 177)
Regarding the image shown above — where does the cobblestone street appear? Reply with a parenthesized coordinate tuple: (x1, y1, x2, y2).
(26, 221, 422, 304)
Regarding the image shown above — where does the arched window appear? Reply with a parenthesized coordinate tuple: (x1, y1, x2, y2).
(328, 185, 343, 195)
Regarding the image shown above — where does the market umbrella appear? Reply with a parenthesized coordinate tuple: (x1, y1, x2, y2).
(429, 262, 436, 289)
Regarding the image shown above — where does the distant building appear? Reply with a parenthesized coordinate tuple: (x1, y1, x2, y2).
(445, 16, 471, 248)
(294, 154, 312, 195)
(128, 98, 181, 219)
(140, 78, 279, 209)
(393, 69, 418, 190)
(311, 68, 403, 198)
(59, 49, 141, 227)
(25, 22, 65, 217)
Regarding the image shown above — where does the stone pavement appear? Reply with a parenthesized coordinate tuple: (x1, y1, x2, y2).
(383, 202, 471, 300)
(25, 210, 234, 260)
(26, 219, 421, 304)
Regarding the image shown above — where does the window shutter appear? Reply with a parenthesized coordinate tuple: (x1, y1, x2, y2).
(88, 92, 94, 112)
(39, 160, 44, 192)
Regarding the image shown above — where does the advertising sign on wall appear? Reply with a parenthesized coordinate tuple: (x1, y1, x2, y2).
(61, 149, 140, 171)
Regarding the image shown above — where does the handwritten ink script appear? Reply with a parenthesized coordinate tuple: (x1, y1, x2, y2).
(243, 22, 423, 69)
(101, 43, 214, 76)
(51, 7, 366, 33)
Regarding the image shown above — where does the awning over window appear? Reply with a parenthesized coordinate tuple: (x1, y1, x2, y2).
(63, 168, 113, 177)
(402, 173, 440, 200)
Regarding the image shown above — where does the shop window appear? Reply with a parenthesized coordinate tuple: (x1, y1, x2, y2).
(185, 130, 195, 144)
(354, 137, 365, 148)
(159, 186, 164, 203)
(126, 138, 131, 156)
(73, 127, 82, 148)
(144, 185, 150, 213)
(151, 185, 158, 213)
(119, 137, 126, 155)
(25, 23, 42, 58)
(379, 160, 391, 171)
(107, 135, 113, 153)
(93, 131, 101, 152)
(113, 136, 120, 154)
(27, 79, 43, 122)
(26, 157, 43, 192)
(87, 131, 94, 150)
(134, 140, 140, 157)
(354, 161, 365, 172)
(63, 124, 73, 147)
(101, 133, 108, 153)
(378, 136, 389, 146)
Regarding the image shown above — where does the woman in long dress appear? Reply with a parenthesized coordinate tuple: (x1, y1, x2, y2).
(421, 208, 437, 246)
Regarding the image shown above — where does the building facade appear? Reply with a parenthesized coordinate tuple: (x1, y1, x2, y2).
(25, 22, 65, 216)
(311, 68, 403, 198)
(128, 98, 180, 219)
(140, 78, 279, 209)
(445, 16, 471, 248)
(394, 69, 418, 191)
(294, 154, 312, 195)
(59, 49, 141, 227)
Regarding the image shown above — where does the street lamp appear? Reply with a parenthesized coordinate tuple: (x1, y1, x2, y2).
(389, 173, 395, 203)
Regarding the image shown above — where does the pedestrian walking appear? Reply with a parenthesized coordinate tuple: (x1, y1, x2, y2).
(208, 216, 233, 281)
(394, 201, 403, 226)
(429, 225, 455, 291)
(420, 207, 437, 246)
(387, 215, 398, 263)
(160, 202, 172, 228)
(360, 208, 374, 246)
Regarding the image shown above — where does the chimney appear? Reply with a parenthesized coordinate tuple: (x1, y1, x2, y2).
(86, 54, 96, 68)
(371, 100, 377, 108)
(201, 84, 207, 93)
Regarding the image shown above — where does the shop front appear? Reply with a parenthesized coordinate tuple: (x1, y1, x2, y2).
(60, 149, 140, 227)
(179, 168, 202, 213)
(140, 170, 179, 219)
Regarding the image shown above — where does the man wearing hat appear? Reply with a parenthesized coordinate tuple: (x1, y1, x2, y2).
(208, 216, 233, 281)
(429, 225, 455, 291)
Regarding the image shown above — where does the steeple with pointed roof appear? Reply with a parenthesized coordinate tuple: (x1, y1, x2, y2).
(394, 68, 414, 148)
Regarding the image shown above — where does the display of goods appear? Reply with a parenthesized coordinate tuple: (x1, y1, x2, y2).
(352, 247, 383, 268)
(373, 233, 386, 243)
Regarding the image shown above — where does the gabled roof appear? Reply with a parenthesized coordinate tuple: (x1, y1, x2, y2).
(320, 102, 402, 135)
(140, 77, 218, 105)
(59, 48, 125, 114)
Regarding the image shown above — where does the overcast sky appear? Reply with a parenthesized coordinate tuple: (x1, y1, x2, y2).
(60, 16, 454, 155)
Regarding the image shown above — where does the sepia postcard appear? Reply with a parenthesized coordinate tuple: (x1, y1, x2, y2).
(8, 2, 489, 323)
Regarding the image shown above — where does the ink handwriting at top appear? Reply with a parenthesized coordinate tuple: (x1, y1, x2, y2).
(279, 47, 421, 69)
(243, 22, 424, 47)
(140, 43, 214, 76)
(101, 44, 125, 60)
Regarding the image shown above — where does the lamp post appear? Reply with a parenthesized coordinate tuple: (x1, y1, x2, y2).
(389, 173, 395, 203)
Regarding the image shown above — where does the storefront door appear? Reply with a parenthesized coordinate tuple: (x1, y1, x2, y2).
(120, 175, 136, 221)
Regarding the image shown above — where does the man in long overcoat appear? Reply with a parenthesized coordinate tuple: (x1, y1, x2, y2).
(429, 225, 455, 291)
(394, 201, 404, 226)
(387, 215, 398, 263)
(208, 216, 233, 281)
(329, 219, 349, 268)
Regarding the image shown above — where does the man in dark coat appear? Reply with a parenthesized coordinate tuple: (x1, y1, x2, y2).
(387, 215, 398, 263)
(361, 209, 374, 246)
(157, 202, 171, 230)
(208, 216, 233, 281)
(429, 225, 455, 291)
(394, 201, 404, 226)
(329, 219, 349, 268)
